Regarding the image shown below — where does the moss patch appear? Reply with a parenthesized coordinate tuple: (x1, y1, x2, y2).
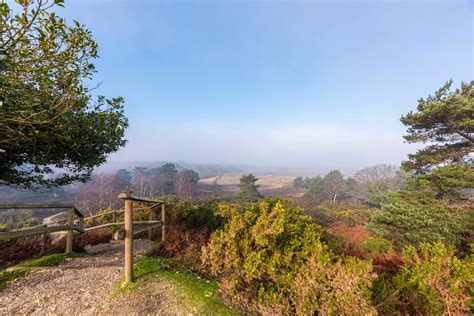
(0, 252, 85, 291)
(0, 270, 24, 291)
(16, 252, 83, 268)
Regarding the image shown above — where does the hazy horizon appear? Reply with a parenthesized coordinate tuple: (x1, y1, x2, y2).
(59, 0, 471, 169)
(97, 159, 396, 177)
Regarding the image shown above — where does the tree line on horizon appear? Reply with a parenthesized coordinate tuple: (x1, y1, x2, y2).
(0, 0, 472, 314)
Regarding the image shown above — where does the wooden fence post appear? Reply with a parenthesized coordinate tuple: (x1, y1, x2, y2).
(161, 204, 165, 242)
(66, 208, 74, 254)
(124, 198, 134, 283)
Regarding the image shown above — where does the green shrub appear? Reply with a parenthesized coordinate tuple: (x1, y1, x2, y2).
(361, 237, 391, 255)
(170, 202, 219, 229)
(367, 190, 466, 250)
(202, 200, 376, 314)
(303, 200, 373, 227)
(408, 164, 474, 199)
(84, 208, 116, 226)
(393, 242, 473, 315)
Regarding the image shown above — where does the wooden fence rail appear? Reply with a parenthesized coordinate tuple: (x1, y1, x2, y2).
(0, 191, 166, 283)
(0, 205, 84, 255)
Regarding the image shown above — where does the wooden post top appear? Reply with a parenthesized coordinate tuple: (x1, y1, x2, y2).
(117, 191, 165, 205)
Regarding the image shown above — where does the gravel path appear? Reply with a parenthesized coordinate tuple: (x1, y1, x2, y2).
(0, 240, 183, 315)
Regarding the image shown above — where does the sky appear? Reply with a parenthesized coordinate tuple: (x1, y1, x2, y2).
(58, 0, 472, 170)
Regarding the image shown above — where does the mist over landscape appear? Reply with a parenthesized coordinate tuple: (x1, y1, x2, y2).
(0, 0, 472, 314)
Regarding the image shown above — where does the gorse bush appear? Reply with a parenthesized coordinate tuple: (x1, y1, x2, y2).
(292, 255, 376, 315)
(202, 200, 321, 313)
(393, 242, 473, 315)
(202, 200, 376, 314)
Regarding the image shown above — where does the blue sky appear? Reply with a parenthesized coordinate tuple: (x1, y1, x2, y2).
(61, 0, 472, 169)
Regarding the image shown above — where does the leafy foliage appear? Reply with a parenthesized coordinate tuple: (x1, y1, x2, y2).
(401, 80, 473, 172)
(238, 174, 262, 201)
(407, 164, 474, 199)
(292, 176, 307, 189)
(157, 163, 179, 195)
(202, 200, 376, 314)
(393, 242, 473, 314)
(360, 237, 392, 256)
(296, 170, 354, 202)
(304, 200, 373, 227)
(0, 209, 41, 230)
(292, 255, 376, 315)
(367, 190, 467, 250)
(0, 0, 128, 187)
(169, 202, 220, 229)
(321, 170, 348, 202)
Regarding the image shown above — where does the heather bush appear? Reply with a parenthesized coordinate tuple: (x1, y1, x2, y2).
(202, 200, 377, 314)
(153, 221, 211, 269)
(393, 242, 473, 315)
(153, 201, 220, 269)
(328, 222, 372, 250)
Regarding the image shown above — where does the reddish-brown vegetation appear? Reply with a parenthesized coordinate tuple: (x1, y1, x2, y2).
(0, 237, 64, 268)
(80, 229, 113, 247)
(328, 222, 372, 250)
(0, 229, 114, 268)
(372, 253, 404, 273)
(327, 221, 403, 273)
(152, 220, 211, 270)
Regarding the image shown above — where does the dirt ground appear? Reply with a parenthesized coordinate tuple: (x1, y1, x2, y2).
(0, 240, 189, 315)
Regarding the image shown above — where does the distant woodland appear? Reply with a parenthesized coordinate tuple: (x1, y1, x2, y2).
(0, 0, 472, 314)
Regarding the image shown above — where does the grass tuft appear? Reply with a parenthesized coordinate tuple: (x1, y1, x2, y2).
(116, 256, 237, 315)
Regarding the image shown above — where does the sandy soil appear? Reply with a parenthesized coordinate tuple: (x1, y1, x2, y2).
(0, 240, 186, 315)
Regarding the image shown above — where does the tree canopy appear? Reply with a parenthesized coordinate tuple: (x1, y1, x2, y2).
(238, 174, 262, 201)
(0, 0, 128, 188)
(353, 164, 407, 207)
(295, 170, 351, 202)
(400, 80, 473, 172)
(367, 190, 467, 250)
